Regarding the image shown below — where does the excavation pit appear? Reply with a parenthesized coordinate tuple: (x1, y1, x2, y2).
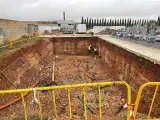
(0, 37, 160, 119)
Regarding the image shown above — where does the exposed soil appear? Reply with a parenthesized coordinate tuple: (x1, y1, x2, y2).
(0, 55, 128, 120)
(0, 37, 160, 119)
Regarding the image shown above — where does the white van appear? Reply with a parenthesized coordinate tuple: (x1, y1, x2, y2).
(76, 24, 86, 34)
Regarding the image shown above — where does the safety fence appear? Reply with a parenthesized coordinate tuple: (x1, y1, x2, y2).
(134, 82, 160, 120)
(0, 81, 131, 120)
(1, 81, 160, 120)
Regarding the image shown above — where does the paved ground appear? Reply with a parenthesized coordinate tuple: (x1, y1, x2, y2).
(39, 34, 92, 38)
(97, 35, 160, 65)
(118, 37, 160, 49)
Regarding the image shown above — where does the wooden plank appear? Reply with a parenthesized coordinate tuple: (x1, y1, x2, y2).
(52, 62, 55, 81)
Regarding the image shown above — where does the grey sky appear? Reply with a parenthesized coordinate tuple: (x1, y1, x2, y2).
(0, 0, 159, 21)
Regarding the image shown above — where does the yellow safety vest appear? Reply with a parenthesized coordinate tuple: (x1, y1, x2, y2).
(94, 48, 97, 51)
(88, 45, 92, 50)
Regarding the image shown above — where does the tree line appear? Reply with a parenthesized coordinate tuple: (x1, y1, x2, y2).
(81, 17, 159, 29)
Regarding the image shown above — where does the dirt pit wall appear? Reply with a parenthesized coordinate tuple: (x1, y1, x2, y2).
(0, 40, 53, 108)
(0, 37, 160, 118)
(52, 37, 160, 117)
(96, 38, 160, 117)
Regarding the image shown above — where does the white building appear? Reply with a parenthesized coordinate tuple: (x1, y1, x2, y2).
(56, 20, 74, 28)
(38, 20, 74, 34)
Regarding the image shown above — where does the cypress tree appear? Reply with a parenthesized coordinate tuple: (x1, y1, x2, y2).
(144, 19, 147, 25)
(121, 19, 124, 26)
(141, 19, 144, 26)
(107, 20, 109, 26)
(81, 16, 84, 24)
(99, 19, 102, 26)
(112, 19, 114, 26)
(84, 19, 86, 24)
(109, 19, 112, 26)
(129, 18, 132, 26)
(114, 19, 117, 26)
(134, 20, 137, 25)
(86, 18, 89, 29)
(88, 18, 91, 29)
(132, 19, 134, 26)
(101, 18, 103, 26)
(124, 19, 127, 26)
(104, 19, 107, 26)
(101, 18, 104, 26)
(102, 19, 105, 26)
(91, 19, 94, 28)
(158, 16, 160, 26)
(119, 19, 122, 26)
(139, 19, 142, 25)
(117, 19, 119, 26)
(96, 19, 99, 26)
(137, 20, 139, 25)
(94, 19, 97, 26)
(143, 19, 146, 25)
(102, 19, 104, 26)
(126, 18, 129, 26)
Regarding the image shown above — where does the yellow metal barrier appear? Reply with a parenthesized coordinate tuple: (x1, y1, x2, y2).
(0, 81, 131, 120)
(134, 82, 160, 119)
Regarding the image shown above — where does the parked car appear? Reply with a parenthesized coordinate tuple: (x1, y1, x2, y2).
(147, 35, 155, 42)
(155, 35, 160, 42)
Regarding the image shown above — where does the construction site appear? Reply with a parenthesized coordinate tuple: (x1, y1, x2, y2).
(0, 11, 159, 119)
(0, 33, 159, 120)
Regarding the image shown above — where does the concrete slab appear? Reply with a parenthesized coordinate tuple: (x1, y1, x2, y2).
(39, 34, 92, 38)
(97, 35, 160, 65)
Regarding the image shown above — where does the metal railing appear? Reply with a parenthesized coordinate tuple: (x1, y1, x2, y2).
(0, 81, 131, 120)
(134, 82, 160, 120)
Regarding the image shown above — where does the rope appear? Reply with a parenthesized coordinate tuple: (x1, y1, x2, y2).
(32, 87, 39, 104)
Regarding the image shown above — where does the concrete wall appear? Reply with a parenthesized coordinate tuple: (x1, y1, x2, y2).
(0, 19, 28, 37)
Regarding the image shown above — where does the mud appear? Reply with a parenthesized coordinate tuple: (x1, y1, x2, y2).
(0, 37, 159, 119)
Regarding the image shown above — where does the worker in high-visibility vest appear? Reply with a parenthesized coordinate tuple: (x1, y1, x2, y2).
(88, 45, 93, 53)
(88, 45, 98, 55)
(94, 48, 98, 55)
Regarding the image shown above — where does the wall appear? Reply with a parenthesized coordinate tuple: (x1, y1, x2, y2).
(52, 37, 97, 55)
(0, 39, 53, 107)
(0, 19, 28, 37)
(96, 38, 160, 117)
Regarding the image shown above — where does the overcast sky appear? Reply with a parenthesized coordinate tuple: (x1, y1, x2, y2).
(0, 0, 159, 21)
